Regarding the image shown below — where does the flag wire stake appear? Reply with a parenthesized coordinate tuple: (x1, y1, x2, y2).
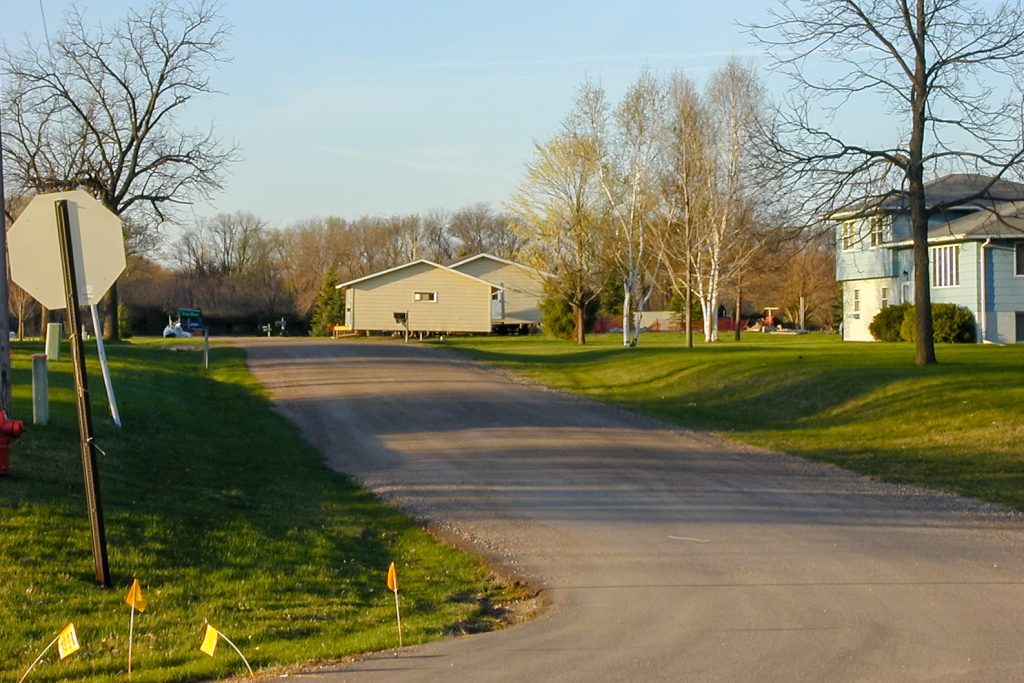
(17, 634, 60, 683)
(217, 630, 255, 678)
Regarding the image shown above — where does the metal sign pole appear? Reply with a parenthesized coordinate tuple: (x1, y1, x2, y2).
(55, 200, 111, 587)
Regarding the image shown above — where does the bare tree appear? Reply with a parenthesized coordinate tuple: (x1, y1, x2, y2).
(201, 211, 268, 275)
(656, 73, 708, 348)
(702, 60, 773, 342)
(449, 202, 525, 260)
(1, 0, 238, 339)
(578, 71, 665, 347)
(422, 208, 455, 262)
(751, 0, 1024, 364)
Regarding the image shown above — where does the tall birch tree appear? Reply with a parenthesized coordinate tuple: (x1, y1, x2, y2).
(579, 72, 665, 347)
(656, 73, 713, 348)
(688, 61, 769, 342)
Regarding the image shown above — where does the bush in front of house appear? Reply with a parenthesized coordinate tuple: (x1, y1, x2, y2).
(898, 303, 976, 343)
(869, 303, 911, 342)
(931, 303, 977, 343)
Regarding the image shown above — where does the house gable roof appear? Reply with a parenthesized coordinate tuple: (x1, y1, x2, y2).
(449, 252, 553, 278)
(878, 174, 1024, 212)
(832, 174, 1024, 219)
(881, 200, 1024, 247)
(336, 259, 501, 290)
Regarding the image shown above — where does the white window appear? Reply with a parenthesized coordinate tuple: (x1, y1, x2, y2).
(853, 289, 861, 313)
(842, 222, 856, 250)
(869, 216, 886, 247)
(930, 245, 960, 288)
(413, 291, 437, 302)
(881, 286, 889, 309)
(1016, 243, 1024, 276)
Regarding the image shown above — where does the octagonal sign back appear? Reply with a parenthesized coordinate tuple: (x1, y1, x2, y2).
(9, 190, 127, 310)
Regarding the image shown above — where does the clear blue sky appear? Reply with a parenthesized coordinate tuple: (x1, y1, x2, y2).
(2, 1, 775, 227)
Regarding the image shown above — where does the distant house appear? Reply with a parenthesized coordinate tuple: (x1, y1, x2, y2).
(449, 253, 547, 333)
(835, 174, 1024, 343)
(336, 260, 499, 335)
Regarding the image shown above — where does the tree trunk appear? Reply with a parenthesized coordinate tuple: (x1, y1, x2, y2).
(696, 296, 712, 342)
(909, 0, 936, 366)
(622, 284, 631, 347)
(685, 267, 693, 348)
(573, 302, 586, 345)
(103, 282, 121, 341)
(733, 284, 742, 341)
(39, 304, 49, 337)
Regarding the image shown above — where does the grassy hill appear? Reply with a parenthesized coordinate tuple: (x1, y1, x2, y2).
(0, 339, 519, 682)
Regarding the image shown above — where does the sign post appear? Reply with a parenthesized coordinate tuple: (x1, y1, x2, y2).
(56, 199, 111, 587)
(9, 190, 126, 588)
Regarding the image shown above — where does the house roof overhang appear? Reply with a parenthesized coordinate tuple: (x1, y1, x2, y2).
(336, 259, 502, 291)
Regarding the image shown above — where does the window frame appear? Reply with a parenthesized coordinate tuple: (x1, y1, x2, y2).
(869, 216, 886, 247)
(852, 288, 861, 313)
(1015, 242, 1024, 277)
(413, 291, 438, 303)
(930, 244, 961, 288)
(841, 222, 856, 251)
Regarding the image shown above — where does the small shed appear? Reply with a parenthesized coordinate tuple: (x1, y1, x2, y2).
(449, 253, 547, 331)
(336, 260, 499, 334)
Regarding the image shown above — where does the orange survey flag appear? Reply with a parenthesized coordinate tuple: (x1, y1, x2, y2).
(386, 562, 398, 593)
(124, 578, 148, 612)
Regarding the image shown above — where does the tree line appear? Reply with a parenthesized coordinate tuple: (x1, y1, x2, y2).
(8, 0, 1015, 363)
(0, 0, 834, 344)
(508, 61, 820, 346)
(113, 203, 524, 334)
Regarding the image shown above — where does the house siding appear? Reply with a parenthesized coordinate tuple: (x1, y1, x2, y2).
(450, 258, 545, 324)
(842, 278, 896, 341)
(836, 217, 894, 281)
(929, 241, 977, 309)
(349, 262, 492, 333)
(988, 241, 1024, 310)
(987, 240, 1024, 343)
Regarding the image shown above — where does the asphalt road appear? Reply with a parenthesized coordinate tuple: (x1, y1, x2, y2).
(241, 339, 1024, 682)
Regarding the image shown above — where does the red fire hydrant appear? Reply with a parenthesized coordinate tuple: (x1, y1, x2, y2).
(0, 408, 25, 476)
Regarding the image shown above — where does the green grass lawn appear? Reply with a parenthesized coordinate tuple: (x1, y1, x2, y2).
(0, 339, 519, 682)
(439, 332, 1024, 510)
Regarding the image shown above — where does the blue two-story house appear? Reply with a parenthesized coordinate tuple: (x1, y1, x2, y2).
(836, 174, 1024, 343)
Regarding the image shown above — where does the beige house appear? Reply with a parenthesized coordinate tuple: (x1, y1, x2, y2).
(336, 260, 499, 334)
(450, 253, 547, 332)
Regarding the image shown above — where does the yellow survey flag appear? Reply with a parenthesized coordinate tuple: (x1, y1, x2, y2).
(200, 624, 219, 656)
(57, 623, 80, 660)
(124, 578, 148, 612)
(387, 562, 398, 593)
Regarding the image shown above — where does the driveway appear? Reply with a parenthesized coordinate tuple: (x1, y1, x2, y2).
(241, 339, 1024, 682)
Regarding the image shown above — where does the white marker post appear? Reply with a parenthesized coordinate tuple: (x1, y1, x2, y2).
(91, 305, 121, 427)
